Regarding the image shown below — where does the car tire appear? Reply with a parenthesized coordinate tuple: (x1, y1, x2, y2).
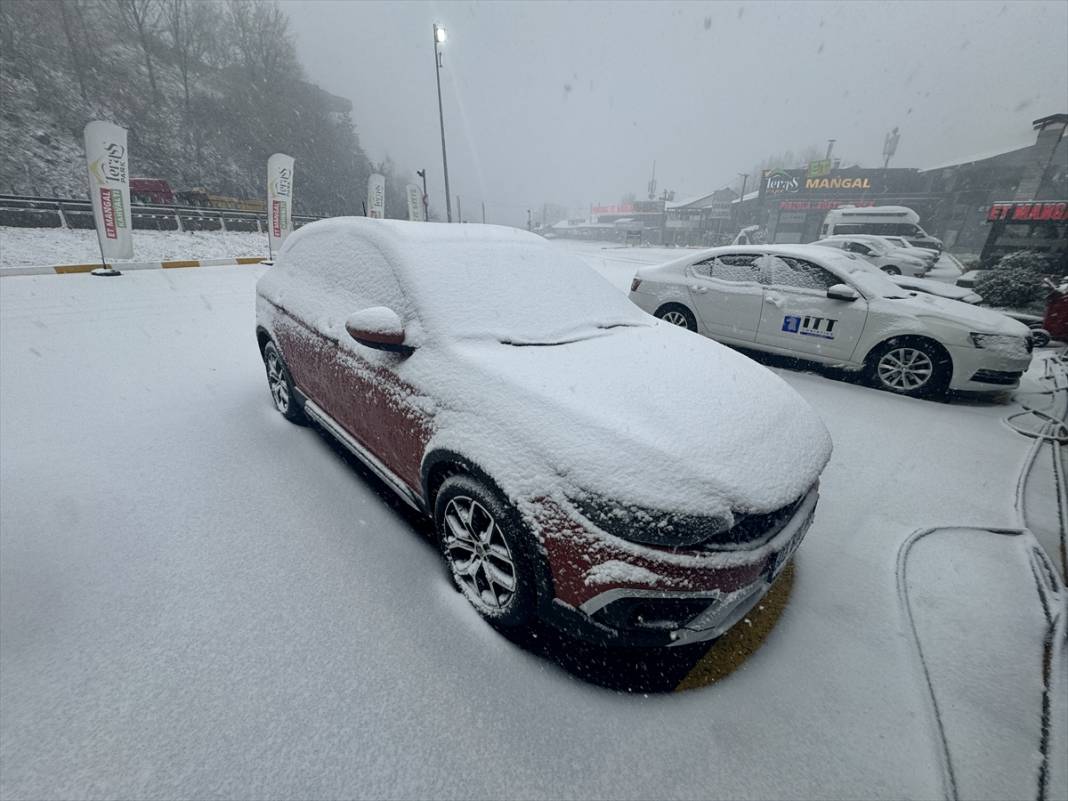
(866, 337, 951, 398)
(434, 474, 539, 630)
(1030, 328, 1052, 348)
(263, 341, 307, 424)
(881, 265, 902, 275)
(654, 303, 698, 332)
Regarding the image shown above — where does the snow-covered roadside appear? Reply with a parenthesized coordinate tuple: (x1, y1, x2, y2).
(1, 261, 1062, 800)
(0, 226, 267, 269)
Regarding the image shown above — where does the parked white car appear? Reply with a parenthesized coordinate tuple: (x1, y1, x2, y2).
(813, 236, 930, 277)
(628, 245, 1033, 397)
(873, 235, 941, 265)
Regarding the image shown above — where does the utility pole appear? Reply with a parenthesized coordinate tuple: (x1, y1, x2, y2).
(416, 169, 428, 221)
(527, 209, 532, 231)
(825, 139, 836, 161)
(456, 195, 462, 223)
(481, 201, 485, 224)
(433, 23, 452, 222)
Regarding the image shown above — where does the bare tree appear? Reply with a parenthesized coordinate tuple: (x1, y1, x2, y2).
(57, 0, 96, 102)
(116, 0, 162, 100)
(226, 0, 298, 84)
(162, 0, 212, 114)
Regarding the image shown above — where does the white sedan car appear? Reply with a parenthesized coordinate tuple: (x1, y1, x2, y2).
(628, 245, 1033, 397)
(813, 237, 930, 277)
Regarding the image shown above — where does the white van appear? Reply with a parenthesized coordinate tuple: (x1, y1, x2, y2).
(819, 206, 943, 252)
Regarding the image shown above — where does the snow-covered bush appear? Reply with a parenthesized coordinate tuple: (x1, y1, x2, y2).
(975, 251, 1048, 310)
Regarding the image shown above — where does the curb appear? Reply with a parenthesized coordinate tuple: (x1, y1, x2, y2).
(0, 256, 266, 277)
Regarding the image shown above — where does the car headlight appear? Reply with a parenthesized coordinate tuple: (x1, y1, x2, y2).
(571, 492, 730, 548)
(970, 332, 1031, 356)
(570, 492, 805, 549)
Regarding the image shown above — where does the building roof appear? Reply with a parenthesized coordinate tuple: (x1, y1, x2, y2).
(666, 190, 737, 210)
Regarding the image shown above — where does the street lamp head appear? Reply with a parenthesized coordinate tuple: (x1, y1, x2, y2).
(434, 24, 446, 43)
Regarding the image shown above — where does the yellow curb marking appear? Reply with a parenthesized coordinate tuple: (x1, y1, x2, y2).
(675, 561, 796, 692)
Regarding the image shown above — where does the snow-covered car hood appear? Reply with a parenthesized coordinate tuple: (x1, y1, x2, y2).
(889, 275, 981, 303)
(429, 322, 832, 520)
(879, 291, 1031, 335)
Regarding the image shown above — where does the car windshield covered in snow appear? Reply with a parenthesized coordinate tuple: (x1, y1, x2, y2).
(404, 240, 650, 343)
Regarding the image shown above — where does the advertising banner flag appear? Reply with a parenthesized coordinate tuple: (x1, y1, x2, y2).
(406, 184, 422, 221)
(84, 121, 133, 261)
(367, 173, 386, 219)
(267, 153, 295, 257)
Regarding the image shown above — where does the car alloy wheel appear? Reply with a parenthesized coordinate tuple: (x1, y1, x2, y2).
(661, 310, 689, 327)
(262, 341, 306, 424)
(266, 350, 290, 413)
(442, 495, 518, 614)
(876, 346, 933, 392)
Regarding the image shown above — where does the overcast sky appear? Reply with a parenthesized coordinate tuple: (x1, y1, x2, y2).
(282, 0, 1068, 226)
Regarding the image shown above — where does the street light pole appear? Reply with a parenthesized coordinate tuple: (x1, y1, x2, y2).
(416, 169, 428, 221)
(433, 23, 452, 223)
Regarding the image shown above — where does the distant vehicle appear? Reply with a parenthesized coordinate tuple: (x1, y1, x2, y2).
(129, 178, 174, 205)
(980, 200, 1068, 271)
(174, 187, 265, 213)
(629, 244, 1033, 397)
(256, 218, 830, 647)
(874, 235, 941, 265)
(812, 236, 930, 277)
(820, 205, 943, 252)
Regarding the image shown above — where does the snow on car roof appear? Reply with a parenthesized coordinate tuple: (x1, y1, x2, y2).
(637, 243, 910, 298)
(275, 217, 649, 342)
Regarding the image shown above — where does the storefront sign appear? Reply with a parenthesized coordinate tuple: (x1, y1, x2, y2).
(592, 203, 635, 215)
(778, 199, 876, 211)
(987, 200, 1068, 222)
(764, 169, 800, 194)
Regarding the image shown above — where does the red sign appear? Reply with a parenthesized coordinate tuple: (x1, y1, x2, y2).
(592, 203, 635, 215)
(99, 187, 117, 239)
(987, 201, 1068, 222)
(778, 199, 876, 211)
(272, 199, 282, 237)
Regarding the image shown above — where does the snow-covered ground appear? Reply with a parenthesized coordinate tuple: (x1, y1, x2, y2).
(1, 243, 1064, 800)
(0, 226, 267, 268)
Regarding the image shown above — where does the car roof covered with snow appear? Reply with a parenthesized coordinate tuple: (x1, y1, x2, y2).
(270, 217, 649, 342)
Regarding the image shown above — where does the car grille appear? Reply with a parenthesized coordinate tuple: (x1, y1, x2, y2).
(971, 369, 1024, 386)
(698, 496, 804, 549)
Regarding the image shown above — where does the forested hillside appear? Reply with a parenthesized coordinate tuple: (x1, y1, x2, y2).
(0, 0, 413, 216)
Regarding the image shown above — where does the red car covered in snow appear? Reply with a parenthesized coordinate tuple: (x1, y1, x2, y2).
(255, 218, 831, 647)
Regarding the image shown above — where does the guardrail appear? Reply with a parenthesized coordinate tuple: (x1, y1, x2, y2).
(0, 193, 326, 233)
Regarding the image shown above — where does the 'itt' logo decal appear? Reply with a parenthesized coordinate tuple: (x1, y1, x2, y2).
(782, 315, 837, 339)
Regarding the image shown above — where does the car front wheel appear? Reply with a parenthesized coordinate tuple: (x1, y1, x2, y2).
(435, 474, 538, 629)
(881, 265, 902, 275)
(867, 338, 950, 398)
(263, 341, 307, 424)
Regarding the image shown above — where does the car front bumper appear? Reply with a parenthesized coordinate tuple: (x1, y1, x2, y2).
(946, 342, 1032, 392)
(532, 484, 819, 647)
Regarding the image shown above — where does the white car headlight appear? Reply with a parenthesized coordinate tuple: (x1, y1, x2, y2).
(969, 332, 1032, 357)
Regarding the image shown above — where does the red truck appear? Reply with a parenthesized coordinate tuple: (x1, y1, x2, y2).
(129, 178, 175, 205)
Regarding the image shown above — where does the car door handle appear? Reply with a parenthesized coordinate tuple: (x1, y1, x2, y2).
(764, 293, 784, 308)
(691, 285, 708, 294)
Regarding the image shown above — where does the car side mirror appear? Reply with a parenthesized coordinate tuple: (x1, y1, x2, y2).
(344, 307, 415, 355)
(826, 284, 859, 302)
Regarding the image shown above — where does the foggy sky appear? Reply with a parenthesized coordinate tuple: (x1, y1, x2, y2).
(282, 0, 1068, 227)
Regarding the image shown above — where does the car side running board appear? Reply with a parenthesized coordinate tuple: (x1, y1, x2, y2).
(303, 399, 424, 512)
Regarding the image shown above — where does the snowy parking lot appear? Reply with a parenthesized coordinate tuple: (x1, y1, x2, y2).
(1, 241, 1065, 800)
